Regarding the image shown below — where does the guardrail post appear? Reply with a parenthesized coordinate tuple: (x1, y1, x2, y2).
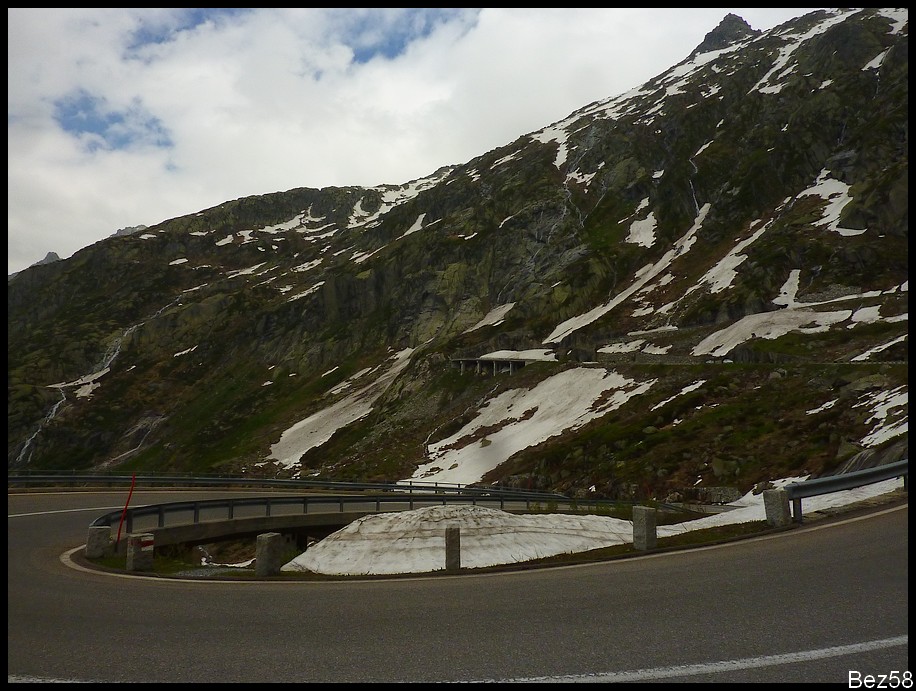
(445, 525, 460, 572)
(632, 506, 657, 551)
(126, 533, 155, 571)
(85, 526, 113, 559)
(255, 532, 285, 577)
(763, 488, 792, 527)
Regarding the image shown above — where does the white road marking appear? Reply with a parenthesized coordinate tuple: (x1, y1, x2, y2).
(9, 507, 122, 518)
(484, 635, 908, 683)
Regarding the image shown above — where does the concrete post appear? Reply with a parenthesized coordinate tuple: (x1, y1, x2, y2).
(632, 506, 657, 551)
(445, 525, 461, 572)
(255, 532, 286, 576)
(126, 533, 155, 572)
(763, 488, 792, 527)
(85, 526, 112, 559)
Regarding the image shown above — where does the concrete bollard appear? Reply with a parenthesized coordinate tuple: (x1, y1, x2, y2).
(126, 533, 155, 572)
(763, 488, 792, 527)
(445, 525, 461, 572)
(255, 532, 286, 577)
(632, 506, 657, 551)
(85, 526, 113, 559)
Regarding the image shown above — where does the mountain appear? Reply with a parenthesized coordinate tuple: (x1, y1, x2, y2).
(110, 225, 149, 238)
(7, 251, 61, 283)
(34, 251, 62, 266)
(8, 8, 908, 502)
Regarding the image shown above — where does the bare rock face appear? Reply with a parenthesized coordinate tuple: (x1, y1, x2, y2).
(36, 251, 62, 265)
(689, 13, 761, 57)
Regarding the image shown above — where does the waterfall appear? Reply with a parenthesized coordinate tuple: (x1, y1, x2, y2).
(96, 324, 139, 372)
(11, 297, 177, 467)
(688, 157, 700, 216)
(688, 179, 700, 217)
(13, 388, 66, 467)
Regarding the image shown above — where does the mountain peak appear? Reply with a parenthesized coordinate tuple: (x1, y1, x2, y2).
(9, 251, 61, 280)
(110, 225, 149, 238)
(690, 13, 760, 57)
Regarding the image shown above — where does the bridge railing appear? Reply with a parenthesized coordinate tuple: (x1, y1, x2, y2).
(7, 471, 565, 500)
(86, 492, 638, 539)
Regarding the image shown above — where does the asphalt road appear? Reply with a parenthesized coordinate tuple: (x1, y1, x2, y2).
(7, 489, 909, 683)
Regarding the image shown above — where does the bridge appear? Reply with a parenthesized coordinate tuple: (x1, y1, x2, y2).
(450, 349, 557, 375)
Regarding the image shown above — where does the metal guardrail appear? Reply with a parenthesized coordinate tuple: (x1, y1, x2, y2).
(10, 473, 692, 547)
(784, 459, 908, 523)
(87, 492, 623, 538)
(22, 462, 907, 538)
(7, 472, 565, 500)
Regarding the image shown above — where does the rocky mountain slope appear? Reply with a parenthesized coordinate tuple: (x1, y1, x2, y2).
(8, 8, 908, 501)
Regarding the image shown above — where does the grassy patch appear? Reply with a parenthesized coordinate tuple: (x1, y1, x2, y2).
(87, 547, 203, 576)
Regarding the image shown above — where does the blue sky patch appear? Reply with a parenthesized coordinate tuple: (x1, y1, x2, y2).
(53, 90, 172, 152)
(126, 8, 252, 53)
(344, 8, 477, 64)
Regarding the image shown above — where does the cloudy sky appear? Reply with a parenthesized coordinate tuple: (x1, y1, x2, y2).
(8, 8, 824, 276)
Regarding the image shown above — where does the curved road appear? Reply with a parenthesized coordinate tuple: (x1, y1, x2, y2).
(8, 490, 909, 683)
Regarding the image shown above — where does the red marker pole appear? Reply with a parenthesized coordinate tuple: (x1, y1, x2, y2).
(116, 473, 137, 545)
